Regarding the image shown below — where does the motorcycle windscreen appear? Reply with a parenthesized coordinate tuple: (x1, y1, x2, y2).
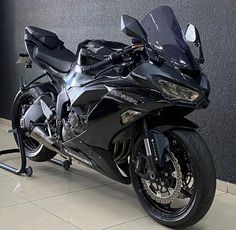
(141, 6, 199, 70)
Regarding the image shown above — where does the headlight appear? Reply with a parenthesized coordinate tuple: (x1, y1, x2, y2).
(159, 80, 200, 102)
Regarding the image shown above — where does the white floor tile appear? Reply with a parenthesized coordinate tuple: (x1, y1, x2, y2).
(201, 193, 236, 229)
(0, 169, 107, 201)
(103, 216, 217, 230)
(34, 185, 147, 230)
(0, 186, 26, 208)
(0, 202, 79, 230)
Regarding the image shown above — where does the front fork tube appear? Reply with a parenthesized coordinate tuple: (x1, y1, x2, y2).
(143, 119, 157, 179)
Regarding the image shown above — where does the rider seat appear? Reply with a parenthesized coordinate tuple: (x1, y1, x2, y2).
(25, 26, 76, 73)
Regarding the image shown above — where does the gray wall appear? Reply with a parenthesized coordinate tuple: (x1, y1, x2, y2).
(0, 0, 235, 183)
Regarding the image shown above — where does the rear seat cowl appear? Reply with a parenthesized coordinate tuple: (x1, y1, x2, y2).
(25, 26, 60, 49)
(24, 26, 76, 73)
(25, 26, 58, 39)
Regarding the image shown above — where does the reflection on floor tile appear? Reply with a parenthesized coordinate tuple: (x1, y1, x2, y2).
(34, 185, 146, 230)
(0, 186, 26, 208)
(70, 163, 117, 185)
(0, 169, 109, 201)
(0, 203, 79, 230)
(107, 182, 135, 197)
(104, 216, 216, 230)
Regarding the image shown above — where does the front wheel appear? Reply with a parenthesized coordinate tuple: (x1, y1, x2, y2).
(130, 129, 216, 229)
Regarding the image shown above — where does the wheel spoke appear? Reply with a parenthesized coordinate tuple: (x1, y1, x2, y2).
(150, 183, 157, 192)
(171, 170, 177, 178)
(180, 188, 193, 198)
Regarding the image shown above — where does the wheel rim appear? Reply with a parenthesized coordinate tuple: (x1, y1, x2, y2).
(14, 94, 43, 157)
(132, 132, 197, 218)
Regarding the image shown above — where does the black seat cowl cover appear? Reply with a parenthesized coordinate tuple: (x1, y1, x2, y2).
(25, 26, 76, 73)
(26, 26, 57, 38)
(25, 26, 60, 49)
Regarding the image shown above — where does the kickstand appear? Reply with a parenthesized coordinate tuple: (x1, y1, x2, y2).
(0, 128, 33, 177)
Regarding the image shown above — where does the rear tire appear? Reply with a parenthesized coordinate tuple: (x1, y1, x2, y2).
(11, 90, 57, 162)
(130, 129, 216, 229)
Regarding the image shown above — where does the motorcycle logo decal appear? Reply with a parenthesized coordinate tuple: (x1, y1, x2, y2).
(75, 156, 93, 166)
(64, 148, 93, 166)
(85, 43, 103, 53)
(106, 86, 138, 105)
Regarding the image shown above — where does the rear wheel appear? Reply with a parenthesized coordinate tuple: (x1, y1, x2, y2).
(130, 129, 216, 229)
(11, 90, 57, 162)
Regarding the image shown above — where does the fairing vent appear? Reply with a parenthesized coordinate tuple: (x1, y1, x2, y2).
(113, 139, 133, 164)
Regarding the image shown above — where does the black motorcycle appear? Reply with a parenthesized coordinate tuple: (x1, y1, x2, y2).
(13, 6, 216, 229)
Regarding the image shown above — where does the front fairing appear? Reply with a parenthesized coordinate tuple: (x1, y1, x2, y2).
(141, 6, 199, 71)
(130, 6, 210, 108)
(129, 62, 210, 108)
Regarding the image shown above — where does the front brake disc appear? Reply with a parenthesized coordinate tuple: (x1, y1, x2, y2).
(141, 151, 182, 204)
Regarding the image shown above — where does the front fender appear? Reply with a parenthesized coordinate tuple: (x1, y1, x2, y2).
(148, 118, 198, 166)
(152, 117, 198, 133)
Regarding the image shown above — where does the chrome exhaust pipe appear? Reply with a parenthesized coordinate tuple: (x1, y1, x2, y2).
(30, 126, 93, 167)
(30, 126, 63, 155)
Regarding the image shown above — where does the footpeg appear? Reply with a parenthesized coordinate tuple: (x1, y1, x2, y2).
(7, 129, 14, 133)
(7, 128, 18, 134)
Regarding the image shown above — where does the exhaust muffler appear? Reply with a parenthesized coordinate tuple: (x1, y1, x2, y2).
(30, 126, 64, 155)
(30, 126, 93, 167)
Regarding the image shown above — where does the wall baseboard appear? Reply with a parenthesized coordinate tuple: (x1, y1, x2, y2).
(0, 117, 235, 194)
(217, 179, 236, 195)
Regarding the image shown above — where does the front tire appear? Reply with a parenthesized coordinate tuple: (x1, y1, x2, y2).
(130, 129, 216, 229)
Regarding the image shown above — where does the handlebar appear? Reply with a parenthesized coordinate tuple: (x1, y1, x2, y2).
(81, 43, 164, 74)
(82, 46, 133, 74)
(82, 57, 112, 73)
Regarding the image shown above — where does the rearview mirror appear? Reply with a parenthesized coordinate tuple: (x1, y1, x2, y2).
(121, 15, 147, 42)
(185, 23, 204, 64)
(185, 24, 197, 43)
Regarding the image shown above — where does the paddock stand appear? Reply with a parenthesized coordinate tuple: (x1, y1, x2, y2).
(0, 127, 72, 177)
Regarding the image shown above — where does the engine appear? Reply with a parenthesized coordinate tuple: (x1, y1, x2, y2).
(62, 109, 86, 141)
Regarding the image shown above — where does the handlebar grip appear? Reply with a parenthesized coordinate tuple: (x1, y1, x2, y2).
(82, 47, 132, 73)
(82, 57, 112, 73)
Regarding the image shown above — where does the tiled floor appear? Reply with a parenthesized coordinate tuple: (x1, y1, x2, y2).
(0, 124, 235, 230)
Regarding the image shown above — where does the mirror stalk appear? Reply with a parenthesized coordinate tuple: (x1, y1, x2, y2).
(196, 42, 204, 64)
